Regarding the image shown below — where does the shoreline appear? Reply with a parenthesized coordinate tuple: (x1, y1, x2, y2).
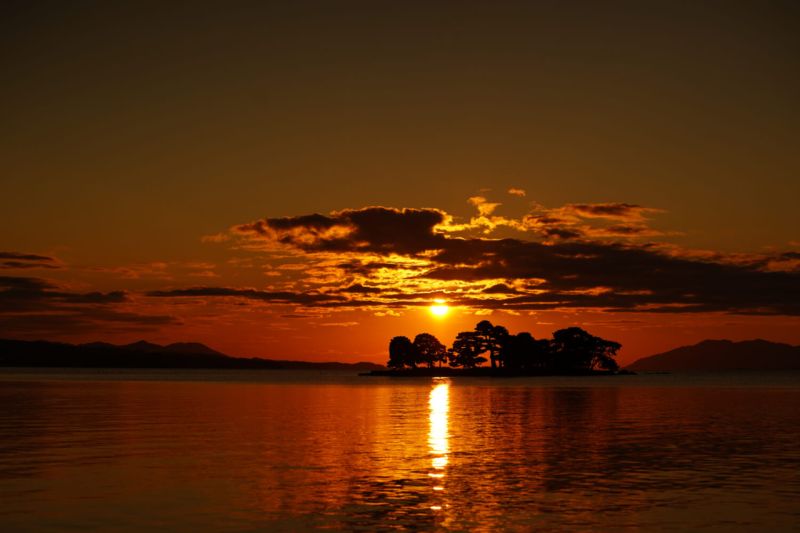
(360, 368, 637, 377)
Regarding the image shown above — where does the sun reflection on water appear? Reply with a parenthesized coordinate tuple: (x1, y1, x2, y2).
(428, 378, 450, 512)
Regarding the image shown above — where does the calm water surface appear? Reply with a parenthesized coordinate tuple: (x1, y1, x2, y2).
(1, 370, 799, 531)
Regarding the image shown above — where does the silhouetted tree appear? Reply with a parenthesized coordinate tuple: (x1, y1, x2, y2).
(531, 338, 551, 369)
(388, 336, 415, 369)
(492, 325, 510, 367)
(449, 331, 487, 368)
(445, 347, 456, 367)
(413, 333, 447, 368)
(503, 332, 550, 370)
(474, 320, 494, 367)
(550, 327, 621, 371)
(388, 323, 622, 373)
(475, 320, 509, 368)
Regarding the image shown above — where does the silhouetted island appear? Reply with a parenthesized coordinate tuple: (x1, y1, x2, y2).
(0, 339, 384, 371)
(627, 339, 800, 372)
(364, 321, 632, 377)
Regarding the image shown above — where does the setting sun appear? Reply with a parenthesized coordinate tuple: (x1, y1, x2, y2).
(429, 299, 450, 317)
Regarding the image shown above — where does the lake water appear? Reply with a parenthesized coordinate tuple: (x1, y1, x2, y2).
(1, 370, 799, 531)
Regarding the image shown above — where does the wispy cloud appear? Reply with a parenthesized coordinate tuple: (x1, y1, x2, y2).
(146, 286, 347, 305)
(0, 251, 60, 270)
(0, 275, 176, 336)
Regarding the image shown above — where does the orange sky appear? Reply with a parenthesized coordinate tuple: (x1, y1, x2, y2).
(1, 2, 799, 365)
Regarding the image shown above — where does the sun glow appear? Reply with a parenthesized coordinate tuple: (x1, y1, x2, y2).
(429, 299, 450, 317)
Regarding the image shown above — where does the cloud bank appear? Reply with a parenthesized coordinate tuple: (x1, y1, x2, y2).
(0, 274, 176, 336)
(168, 200, 800, 316)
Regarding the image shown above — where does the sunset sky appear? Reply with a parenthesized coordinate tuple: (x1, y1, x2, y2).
(2, 1, 799, 364)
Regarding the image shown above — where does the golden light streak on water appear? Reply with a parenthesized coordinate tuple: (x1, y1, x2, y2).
(428, 378, 450, 512)
(428, 379, 449, 467)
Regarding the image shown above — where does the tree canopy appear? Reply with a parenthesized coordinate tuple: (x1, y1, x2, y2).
(386, 322, 621, 373)
(449, 331, 487, 368)
(413, 333, 447, 368)
(388, 336, 415, 369)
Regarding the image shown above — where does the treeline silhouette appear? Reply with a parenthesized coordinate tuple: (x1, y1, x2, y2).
(388, 320, 621, 372)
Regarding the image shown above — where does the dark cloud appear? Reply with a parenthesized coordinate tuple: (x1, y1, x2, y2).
(236, 207, 448, 254)
(263, 213, 341, 231)
(342, 207, 446, 253)
(482, 283, 521, 294)
(340, 283, 382, 294)
(0, 253, 54, 261)
(542, 227, 583, 240)
(147, 287, 347, 305)
(0, 276, 53, 291)
(521, 214, 583, 240)
(601, 225, 650, 235)
(0, 276, 176, 337)
(0, 276, 128, 311)
(562, 203, 659, 220)
(336, 260, 427, 276)
(519, 203, 667, 241)
(60, 291, 128, 304)
(375, 290, 448, 301)
(150, 286, 389, 310)
(0, 311, 176, 337)
(0, 252, 59, 269)
(202, 203, 800, 317)
(424, 239, 800, 315)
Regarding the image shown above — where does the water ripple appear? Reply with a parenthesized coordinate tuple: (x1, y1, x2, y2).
(0, 372, 799, 530)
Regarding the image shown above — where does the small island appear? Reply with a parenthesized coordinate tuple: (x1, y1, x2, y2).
(364, 320, 632, 377)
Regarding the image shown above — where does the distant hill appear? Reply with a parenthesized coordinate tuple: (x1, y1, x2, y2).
(627, 339, 800, 372)
(0, 339, 384, 372)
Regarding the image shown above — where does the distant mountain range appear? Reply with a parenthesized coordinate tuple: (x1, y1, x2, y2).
(4, 337, 798, 373)
(627, 339, 800, 372)
(0, 339, 384, 371)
